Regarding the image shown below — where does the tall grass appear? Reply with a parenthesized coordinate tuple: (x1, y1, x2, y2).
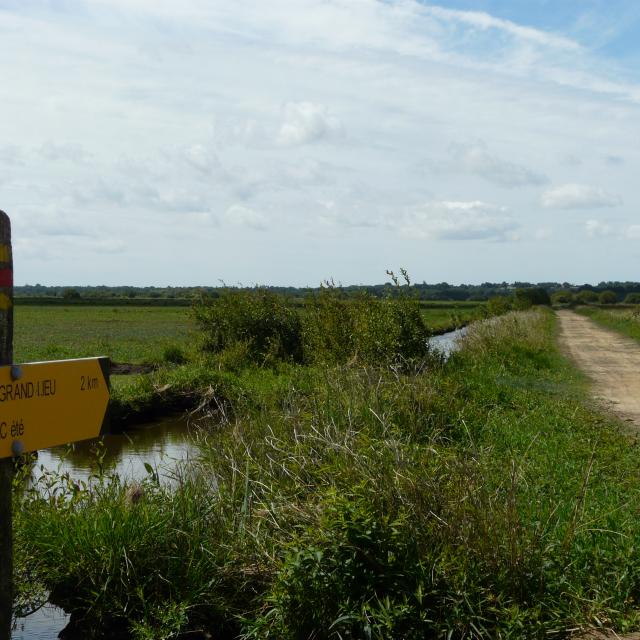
(14, 309, 640, 638)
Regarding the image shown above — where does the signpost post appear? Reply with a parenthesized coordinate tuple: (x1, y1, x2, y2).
(0, 212, 13, 640)
(0, 211, 110, 639)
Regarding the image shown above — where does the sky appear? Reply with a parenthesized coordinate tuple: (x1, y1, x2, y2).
(1, 0, 639, 287)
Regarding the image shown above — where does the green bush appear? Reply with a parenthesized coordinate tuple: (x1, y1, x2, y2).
(551, 290, 573, 305)
(302, 284, 430, 366)
(487, 296, 512, 316)
(194, 279, 431, 368)
(513, 287, 550, 309)
(575, 289, 598, 304)
(193, 289, 304, 365)
(247, 494, 432, 639)
(598, 290, 618, 305)
(624, 293, 640, 304)
(162, 344, 187, 365)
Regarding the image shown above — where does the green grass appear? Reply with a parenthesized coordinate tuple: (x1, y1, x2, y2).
(13, 306, 197, 364)
(576, 306, 640, 342)
(420, 304, 481, 332)
(14, 308, 640, 638)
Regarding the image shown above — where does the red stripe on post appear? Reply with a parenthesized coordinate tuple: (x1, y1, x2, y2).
(0, 269, 12, 288)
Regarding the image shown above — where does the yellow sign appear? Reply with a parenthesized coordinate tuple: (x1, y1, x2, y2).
(0, 357, 109, 459)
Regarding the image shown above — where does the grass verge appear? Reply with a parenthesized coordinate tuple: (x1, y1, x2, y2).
(575, 306, 640, 343)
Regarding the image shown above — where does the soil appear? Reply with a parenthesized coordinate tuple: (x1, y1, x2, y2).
(558, 310, 640, 429)
(110, 362, 156, 375)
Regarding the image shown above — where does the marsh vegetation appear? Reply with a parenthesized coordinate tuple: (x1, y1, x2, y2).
(11, 290, 640, 638)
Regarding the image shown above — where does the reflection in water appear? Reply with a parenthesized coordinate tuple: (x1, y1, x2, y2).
(33, 415, 197, 484)
(428, 327, 467, 359)
(12, 605, 70, 640)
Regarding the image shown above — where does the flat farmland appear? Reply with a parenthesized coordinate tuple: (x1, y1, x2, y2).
(12, 300, 483, 366)
(13, 305, 196, 364)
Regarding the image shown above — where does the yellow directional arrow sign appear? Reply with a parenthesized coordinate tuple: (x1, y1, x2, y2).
(0, 357, 110, 459)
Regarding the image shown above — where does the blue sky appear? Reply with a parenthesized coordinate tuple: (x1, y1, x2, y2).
(435, 0, 640, 51)
(0, 0, 639, 286)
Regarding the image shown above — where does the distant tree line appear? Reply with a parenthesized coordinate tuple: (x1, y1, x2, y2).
(13, 281, 640, 304)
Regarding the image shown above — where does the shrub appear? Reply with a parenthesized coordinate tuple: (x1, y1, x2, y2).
(551, 290, 573, 305)
(194, 276, 431, 368)
(575, 289, 598, 304)
(62, 288, 81, 300)
(513, 287, 550, 309)
(192, 289, 303, 365)
(486, 295, 512, 316)
(624, 292, 640, 304)
(247, 494, 432, 639)
(598, 290, 618, 305)
(302, 278, 430, 366)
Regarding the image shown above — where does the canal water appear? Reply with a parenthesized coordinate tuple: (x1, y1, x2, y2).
(32, 414, 197, 485)
(428, 326, 467, 358)
(13, 327, 466, 638)
(12, 415, 196, 640)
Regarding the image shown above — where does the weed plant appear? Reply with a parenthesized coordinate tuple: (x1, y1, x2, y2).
(14, 309, 640, 638)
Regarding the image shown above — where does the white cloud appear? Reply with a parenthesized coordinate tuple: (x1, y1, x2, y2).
(38, 141, 91, 164)
(541, 184, 622, 209)
(399, 201, 517, 241)
(184, 144, 221, 175)
(452, 142, 547, 188)
(534, 228, 552, 240)
(277, 102, 343, 146)
(317, 200, 380, 229)
(224, 204, 268, 230)
(627, 225, 640, 240)
(0, 145, 24, 166)
(423, 6, 581, 52)
(585, 219, 611, 237)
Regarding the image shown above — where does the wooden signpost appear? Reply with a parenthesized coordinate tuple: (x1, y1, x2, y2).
(0, 212, 110, 640)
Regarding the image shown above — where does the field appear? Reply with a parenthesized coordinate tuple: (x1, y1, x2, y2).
(13, 302, 480, 365)
(13, 297, 640, 639)
(13, 306, 197, 364)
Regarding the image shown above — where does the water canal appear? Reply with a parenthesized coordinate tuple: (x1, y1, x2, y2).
(428, 326, 467, 358)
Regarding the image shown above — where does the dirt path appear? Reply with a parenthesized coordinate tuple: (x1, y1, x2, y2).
(559, 311, 640, 640)
(557, 310, 640, 428)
